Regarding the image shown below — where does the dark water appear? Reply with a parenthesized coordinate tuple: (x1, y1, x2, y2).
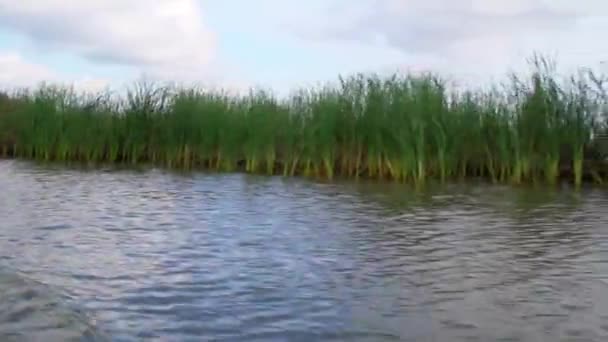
(1, 160, 608, 341)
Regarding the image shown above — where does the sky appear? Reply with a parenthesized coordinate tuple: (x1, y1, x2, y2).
(0, 0, 607, 96)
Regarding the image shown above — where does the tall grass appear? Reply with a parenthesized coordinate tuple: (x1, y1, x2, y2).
(0, 57, 606, 186)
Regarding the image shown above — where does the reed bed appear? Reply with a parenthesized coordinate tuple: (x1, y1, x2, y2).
(0, 57, 607, 187)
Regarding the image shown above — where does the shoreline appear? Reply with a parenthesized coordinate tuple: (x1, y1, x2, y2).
(1, 57, 607, 188)
(1, 155, 607, 187)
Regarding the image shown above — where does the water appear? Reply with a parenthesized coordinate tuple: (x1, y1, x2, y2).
(1, 160, 608, 341)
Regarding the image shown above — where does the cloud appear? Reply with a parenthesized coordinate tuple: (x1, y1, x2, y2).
(0, 52, 57, 87)
(310, 0, 587, 51)
(293, 0, 608, 82)
(362, 2, 572, 52)
(0, 52, 109, 92)
(0, 0, 216, 77)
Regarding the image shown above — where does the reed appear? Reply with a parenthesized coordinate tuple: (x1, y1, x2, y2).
(0, 57, 606, 187)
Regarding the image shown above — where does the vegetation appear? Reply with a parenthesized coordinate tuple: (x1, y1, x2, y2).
(0, 56, 607, 187)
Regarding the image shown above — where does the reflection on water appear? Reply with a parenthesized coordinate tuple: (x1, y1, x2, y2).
(1, 160, 608, 341)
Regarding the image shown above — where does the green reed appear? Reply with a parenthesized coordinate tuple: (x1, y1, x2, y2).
(0, 57, 606, 187)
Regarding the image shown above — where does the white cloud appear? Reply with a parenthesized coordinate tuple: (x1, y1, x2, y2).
(293, 0, 608, 83)
(314, 0, 587, 49)
(1, 0, 606, 94)
(0, 0, 216, 78)
(0, 52, 109, 92)
(0, 52, 56, 86)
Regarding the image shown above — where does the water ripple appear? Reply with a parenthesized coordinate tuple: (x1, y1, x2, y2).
(1, 160, 608, 341)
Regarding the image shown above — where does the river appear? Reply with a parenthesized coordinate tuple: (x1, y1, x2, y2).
(1, 160, 607, 341)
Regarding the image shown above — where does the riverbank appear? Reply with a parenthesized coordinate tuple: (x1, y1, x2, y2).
(1, 156, 608, 187)
(1, 57, 607, 186)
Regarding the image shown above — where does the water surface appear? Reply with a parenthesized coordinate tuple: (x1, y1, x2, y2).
(1, 160, 608, 341)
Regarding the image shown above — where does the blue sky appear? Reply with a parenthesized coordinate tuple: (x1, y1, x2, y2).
(0, 0, 607, 95)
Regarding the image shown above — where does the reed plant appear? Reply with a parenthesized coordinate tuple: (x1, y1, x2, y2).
(0, 57, 606, 187)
